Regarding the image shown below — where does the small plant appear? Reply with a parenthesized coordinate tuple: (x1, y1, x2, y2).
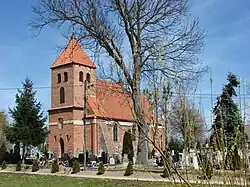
(71, 160, 80, 174)
(51, 159, 59, 173)
(16, 161, 21, 171)
(161, 167, 170, 178)
(97, 162, 105, 175)
(24, 165, 30, 170)
(124, 162, 133, 176)
(1, 161, 7, 170)
(32, 159, 39, 172)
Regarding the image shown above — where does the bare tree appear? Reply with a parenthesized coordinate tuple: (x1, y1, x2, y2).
(170, 94, 206, 151)
(0, 112, 8, 146)
(31, 0, 205, 165)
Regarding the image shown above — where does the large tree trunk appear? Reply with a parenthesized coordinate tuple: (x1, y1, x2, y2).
(132, 66, 148, 165)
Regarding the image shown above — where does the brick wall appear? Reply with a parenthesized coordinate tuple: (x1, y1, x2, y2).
(73, 64, 96, 106)
(48, 123, 74, 157)
(51, 65, 74, 108)
(97, 120, 138, 158)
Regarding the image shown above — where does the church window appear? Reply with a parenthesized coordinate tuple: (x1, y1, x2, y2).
(57, 74, 61, 83)
(86, 73, 91, 83)
(113, 123, 118, 142)
(66, 135, 71, 142)
(79, 71, 83, 82)
(64, 72, 68, 82)
(58, 118, 63, 129)
(54, 136, 57, 142)
(60, 87, 65, 103)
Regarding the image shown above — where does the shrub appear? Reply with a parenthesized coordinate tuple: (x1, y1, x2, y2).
(160, 155, 171, 178)
(51, 159, 59, 173)
(124, 162, 133, 176)
(97, 162, 105, 175)
(1, 161, 7, 170)
(200, 155, 213, 180)
(24, 165, 30, 170)
(69, 157, 78, 167)
(161, 167, 170, 178)
(32, 159, 39, 172)
(71, 160, 80, 174)
(16, 161, 21, 171)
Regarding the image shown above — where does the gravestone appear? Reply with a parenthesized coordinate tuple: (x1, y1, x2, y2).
(133, 157, 136, 165)
(109, 157, 115, 165)
(114, 154, 121, 164)
(149, 158, 157, 167)
(192, 155, 199, 169)
(123, 154, 129, 168)
(187, 149, 199, 169)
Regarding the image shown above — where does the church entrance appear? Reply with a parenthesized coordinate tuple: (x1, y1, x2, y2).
(59, 138, 65, 157)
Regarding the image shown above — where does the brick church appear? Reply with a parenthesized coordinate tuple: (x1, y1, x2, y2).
(48, 37, 165, 158)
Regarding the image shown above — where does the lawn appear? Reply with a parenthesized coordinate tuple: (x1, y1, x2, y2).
(0, 173, 243, 187)
(0, 173, 165, 187)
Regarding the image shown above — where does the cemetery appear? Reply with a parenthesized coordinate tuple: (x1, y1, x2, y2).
(0, 140, 248, 186)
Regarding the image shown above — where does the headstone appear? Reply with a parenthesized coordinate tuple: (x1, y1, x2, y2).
(123, 154, 129, 168)
(114, 154, 121, 164)
(172, 150, 175, 156)
(133, 157, 136, 165)
(192, 155, 199, 169)
(109, 157, 115, 165)
(89, 154, 97, 162)
(101, 152, 107, 164)
(149, 158, 157, 167)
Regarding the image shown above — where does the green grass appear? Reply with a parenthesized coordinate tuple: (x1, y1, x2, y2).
(0, 173, 243, 187)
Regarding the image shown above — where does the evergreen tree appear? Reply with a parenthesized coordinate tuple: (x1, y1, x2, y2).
(51, 159, 59, 173)
(71, 160, 80, 174)
(124, 162, 133, 176)
(11, 143, 21, 164)
(5, 78, 48, 161)
(211, 73, 245, 168)
(16, 161, 21, 171)
(32, 159, 39, 172)
(97, 162, 105, 175)
(1, 161, 6, 170)
(0, 142, 7, 163)
(122, 130, 134, 162)
(169, 138, 183, 153)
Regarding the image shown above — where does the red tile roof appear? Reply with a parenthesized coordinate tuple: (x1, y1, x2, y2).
(87, 79, 152, 123)
(50, 38, 96, 69)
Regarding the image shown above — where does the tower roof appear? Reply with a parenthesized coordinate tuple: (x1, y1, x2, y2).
(50, 38, 96, 69)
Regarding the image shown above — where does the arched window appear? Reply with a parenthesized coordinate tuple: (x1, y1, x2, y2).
(58, 118, 63, 129)
(79, 71, 83, 82)
(132, 124, 136, 141)
(57, 74, 61, 83)
(86, 73, 91, 83)
(113, 123, 118, 142)
(64, 72, 68, 82)
(60, 87, 65, 103)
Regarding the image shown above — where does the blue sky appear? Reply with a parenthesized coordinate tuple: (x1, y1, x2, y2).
(0, 0, 250, 125)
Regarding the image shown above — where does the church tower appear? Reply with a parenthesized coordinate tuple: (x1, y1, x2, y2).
(48, 37, 96, 157)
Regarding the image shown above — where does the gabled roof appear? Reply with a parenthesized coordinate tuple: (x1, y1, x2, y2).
(87, 79, 152, 123)
(50, 38, 96, 69)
